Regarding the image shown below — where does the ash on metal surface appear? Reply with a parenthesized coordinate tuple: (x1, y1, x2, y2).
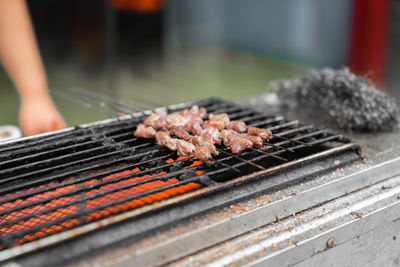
(272, 67, 399, 132)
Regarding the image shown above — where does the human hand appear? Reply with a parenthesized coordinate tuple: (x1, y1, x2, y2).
(19, 94, 66, 136)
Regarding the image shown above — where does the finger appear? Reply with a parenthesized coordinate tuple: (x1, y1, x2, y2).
(20, 120, 44, 136)
(51, 118, 66, 131)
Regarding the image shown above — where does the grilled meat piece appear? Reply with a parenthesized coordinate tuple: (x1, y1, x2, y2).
(243, 134, 263, 148)
(165, 114, 188, 129)
(203, 120, 224, 131)
(155, 131, 170, 146)
(183, 116, 204, 132)
(206, 113, 230, 130)
(178, 105, 206, 132)
(138, 105, 276, 162)
(188, 105, 207, 118)
(248, 127, 271, 140)
(194, 146, 212, 163)
(164, 136, 178, 151)
(134, 124, 156, 138)
(219, 130, 257, 153)
(166, 105, 205, 130)
(143, 112, 167, 129)
(219, 129, 240, 146)
(170, 126, 192, 141)
(147, 105, 206, 132)
(192, 123, 204, 136)
(209, 113, 230, 125)
(154, 118, 167, 130)
(180, 105, 206, 119)
(192, 135, 219, 156)
(155, 131, 178, 151)
(202, 127, 222, 145)
(230, 137, 253, 154)
(198, 107, 207, 118)
(227, 120, 247, 133)
(176, 140, 196, 157)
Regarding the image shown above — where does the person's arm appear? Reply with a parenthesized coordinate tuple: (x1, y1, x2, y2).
(0, 0, 65, 135)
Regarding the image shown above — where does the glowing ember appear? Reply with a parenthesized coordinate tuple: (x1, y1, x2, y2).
(0, 158, 204, 247)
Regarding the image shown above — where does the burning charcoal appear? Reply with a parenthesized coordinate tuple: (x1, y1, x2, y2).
(179, 169, 197, 180)
(168, 161, 184, 173)
(121, 147, 136, 156)
(168, 165, 180, 173)
(141, 152, 157, 163)
(0, 235, 14, 248)
(147, 159, 165, 168)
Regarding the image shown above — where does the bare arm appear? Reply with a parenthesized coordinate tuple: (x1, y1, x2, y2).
(0, 0, 65, 135)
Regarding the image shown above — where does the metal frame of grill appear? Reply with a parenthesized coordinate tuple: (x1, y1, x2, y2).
(0, 98, 361, 264)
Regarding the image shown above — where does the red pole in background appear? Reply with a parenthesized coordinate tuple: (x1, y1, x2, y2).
(348, 0, 389, 86)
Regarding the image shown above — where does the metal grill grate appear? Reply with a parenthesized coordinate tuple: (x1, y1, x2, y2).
(0, 98, 360, 256)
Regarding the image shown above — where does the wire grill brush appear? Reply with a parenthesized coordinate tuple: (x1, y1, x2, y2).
(272, 67, 399, 132)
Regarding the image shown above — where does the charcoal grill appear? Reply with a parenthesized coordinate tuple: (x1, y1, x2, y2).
(0, 98, 361, 266)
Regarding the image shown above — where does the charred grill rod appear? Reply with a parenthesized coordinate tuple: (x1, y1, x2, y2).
(262, 142, 294, 153)
(213, 160, 241, 173)
(58, 87, 309, 148)
(52, 89, 117, 117)
(55, 88, 305, 164)
(217, 149, 266, 170)
(270, 134, 311, 147)
(62, 85, 163, 112)
(248, 148, 287, 161)
(61, 86, 144, 113)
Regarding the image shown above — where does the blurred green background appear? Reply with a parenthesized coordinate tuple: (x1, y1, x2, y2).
(0, 45, 305, 127)
(3, 0, 400, 131)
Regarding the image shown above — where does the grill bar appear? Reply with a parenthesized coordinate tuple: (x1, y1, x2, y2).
(56, 87, 146, 113)
(0, 129, 332, 216)
(0, 171, 209, 229)
(201, 133, 346, 177)
(0, 159, 204, 213)
(0, 121, 304, 198)
(0, 99, 223, 154)
(0, 120, 138, 154)
(248, 147, 288, 161)
(0, 121, 317, 196)
(0, 98, 360, 256)
(0, 130, 347, 243)
(0, 142, 149, 180)
(0, 152, 176, 206)
(0, 143, 360, 264)
(0, 101, 236, 160)
(0, 114, 287, 185)
(1, 179, 206, 245)
(217, 149, 266, 170)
